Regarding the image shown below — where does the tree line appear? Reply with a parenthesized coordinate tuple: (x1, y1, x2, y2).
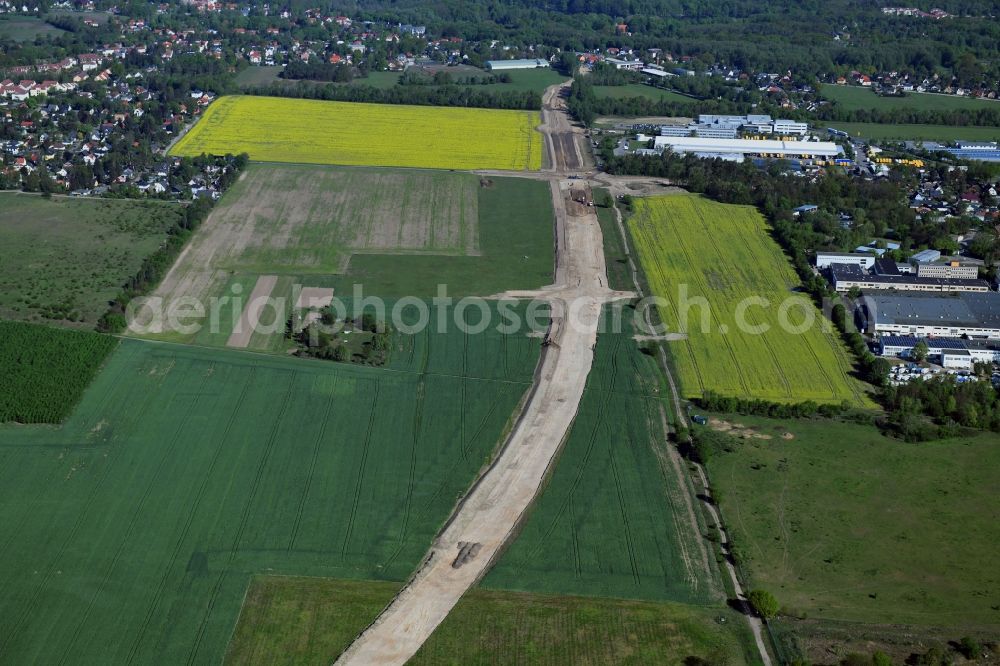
(243, 80, 541, 110)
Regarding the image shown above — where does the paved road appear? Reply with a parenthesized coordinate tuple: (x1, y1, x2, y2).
(334, 85, 632, 666)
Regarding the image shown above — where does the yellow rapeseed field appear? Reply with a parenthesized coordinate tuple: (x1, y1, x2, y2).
(630, 194, 873, 406)
(169, 95, 543, 170)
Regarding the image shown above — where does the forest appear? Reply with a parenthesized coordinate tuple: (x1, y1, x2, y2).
(320, 0, 1000, 84)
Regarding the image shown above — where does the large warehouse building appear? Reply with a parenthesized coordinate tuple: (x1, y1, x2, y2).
(484, 59, 550, 70)
(652, 136, 840, 160)
(858, 292, 1000, 339)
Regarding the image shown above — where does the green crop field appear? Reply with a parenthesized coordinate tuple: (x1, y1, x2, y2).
(483, 310, 721, 605)
(827, 121, 1000, 142)
(0, 193, 185, 326)
(821, 84, 1000, 113)
(704, 415, 1000, 633)
(136, 165, 553, 345)
(592, 83, 695, 104)
(0, 321, 118, 423)
(227, 577, 751, 665)
(0, 316, 538, 664)
(629, 194, 872, 405)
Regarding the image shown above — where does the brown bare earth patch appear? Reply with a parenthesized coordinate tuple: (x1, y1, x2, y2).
(709, 418, 773, 440)
(295, 287, 334, 310)
(226, 275, 278, 348)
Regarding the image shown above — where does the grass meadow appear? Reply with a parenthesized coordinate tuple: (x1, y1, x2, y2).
(0, 15, 65, 41)
(0, 319, 538, 664)
(826, 121, 1000, 142)
(705, 415, 1000, 633)
(820, 84, 1000, 113)
(227, 577, 752, 665)
(170, 95, 543, 170)
(628, 194, 870, 405)
(0, 194, 184, 326)
(592, 83, 696, 104)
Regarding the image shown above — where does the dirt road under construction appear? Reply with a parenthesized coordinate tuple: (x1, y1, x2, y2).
(334, 83, 633, 666)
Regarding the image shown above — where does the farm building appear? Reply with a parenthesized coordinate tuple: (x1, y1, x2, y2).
(859, 292, 1000, 339)
(652, 136, 840, 159)
(485, 59, 550, 71)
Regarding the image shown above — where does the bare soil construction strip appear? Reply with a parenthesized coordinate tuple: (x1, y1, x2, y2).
(335, 89, 634, 663)
(226, 275, 278, 348)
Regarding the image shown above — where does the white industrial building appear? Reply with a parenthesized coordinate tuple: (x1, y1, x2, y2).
(695, 114, 808, 136)
(485, 59, 550, 70)
(652, 136, 840, 159)
(827, 263, 989, 293)
(859, 292, 1000, 339)
(815, 252, 877, 269)
(878, 335, 1000, 369)
(605, 57, 643, 70)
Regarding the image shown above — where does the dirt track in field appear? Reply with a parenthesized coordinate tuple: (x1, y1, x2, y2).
(334, 81, 635, 666)
(225, 275, 277, 348)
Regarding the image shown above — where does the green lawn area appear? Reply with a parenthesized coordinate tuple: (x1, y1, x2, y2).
(226, 577, 752, 665)
(470, 67, 567, 94)
(827, 121, 1000, 142)
(705, 415, 1000, 630)
(0, 323, 537, 664)
(593, 83, 695, 104)
(0, 193, 184, 326)
(821, 83, 1000, 112)
(0, 15, 66, 41)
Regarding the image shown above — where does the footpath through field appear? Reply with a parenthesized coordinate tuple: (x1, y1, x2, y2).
(334, 83, 634, 665)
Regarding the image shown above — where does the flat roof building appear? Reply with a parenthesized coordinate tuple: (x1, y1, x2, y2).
(652, 136, 839, 159)
(917, 262, 979, 280)
(879, 335, 1000, 366)
(485, 59, 550, 70)
(829, 263, 989, 293)
(859, 292, 1000, 339)
(815, 252, 876, 269)
(910, 249, 942, 264)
